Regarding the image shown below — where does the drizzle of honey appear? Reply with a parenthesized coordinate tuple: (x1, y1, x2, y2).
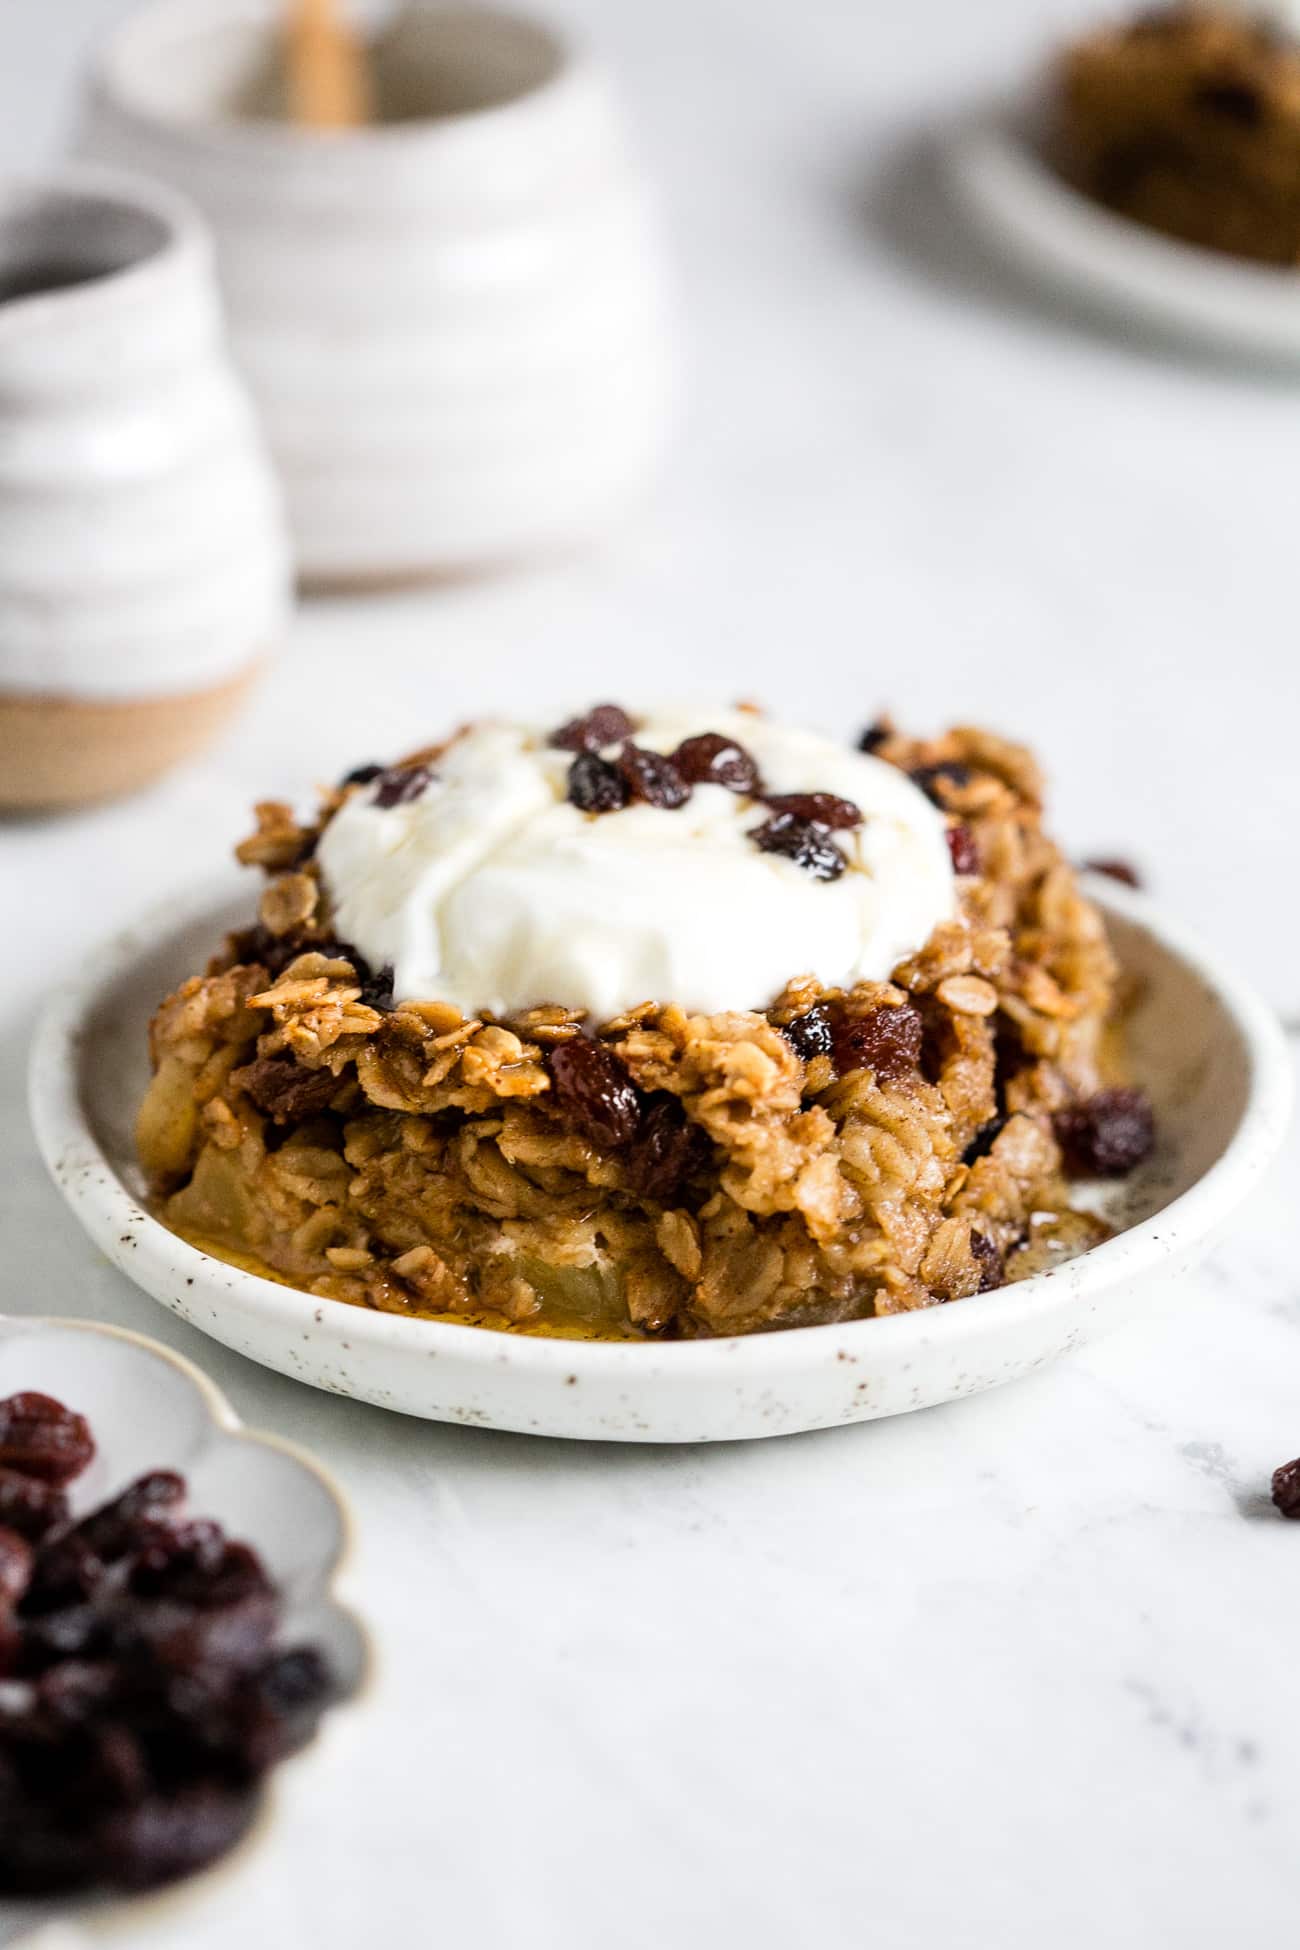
(160, 1217, 644, 1343)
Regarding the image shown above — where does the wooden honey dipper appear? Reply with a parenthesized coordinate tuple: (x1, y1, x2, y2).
(283, 0, 374, 128)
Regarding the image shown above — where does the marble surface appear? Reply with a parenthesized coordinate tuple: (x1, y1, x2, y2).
(3, 1, 1299, 1943)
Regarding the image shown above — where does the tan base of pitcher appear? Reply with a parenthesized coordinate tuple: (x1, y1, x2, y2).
(0, 664, 261, 810)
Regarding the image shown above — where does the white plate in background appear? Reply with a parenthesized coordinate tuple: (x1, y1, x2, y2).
(948, 99, 1300, 365)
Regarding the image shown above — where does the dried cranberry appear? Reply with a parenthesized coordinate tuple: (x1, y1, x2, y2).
(625, 1095, 708, 1202)
(0, 1526, 33, 1609)
(0, 1467, 68, 1542)
(762, 792, 862, 831)
(751, 813, 846, 882)
(616, 744, 690, 810)
(857, 722, 890, 755)
(969, 1230, 1004, 1293)
(566, 751, 628, 813)
(947, 824, 980, 875)
(910, 762, 971, 806)
(1054, 1088, 1155, 1177)
(340, 762, 383, 787)
(550, 704, 634, 753)
(372, 763, 433, 809)
(1272, 1458, 1300, 1520)
(1084, 857, 1142, 889)
(547, 1038, 642, 1151)
(781, 1004, 835, 1064)
(0, 1395, 95, 1487)
(671, 732, 762, 794)
(832, 1003, 923, 1081)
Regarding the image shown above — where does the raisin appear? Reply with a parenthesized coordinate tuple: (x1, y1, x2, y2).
(36, 1660, 124, 1724)
(751, 813, 846, 881)
(671, 732, 762, 794)
(355, 962, 395, 1013)
(227, 923, 305, 980)
(1195, 79, 1263, 126)
(1272, 1458, 1300, 1519)
(549, 704, 634, 752)
(832, 1003, 923, 1081)
(1054, 1088, 1155, 1177)
(947, 824, 980, 875)
(234, 1646, 335, 1768)
(128, 1521, 226, 1597)
(72, 1472, 185, 1561)
(95, 1784, 260, 1891)
(0, 1467, 68, 1542)
(546, 1038, 642, 1150)
(0, 1526, 33, 1609)
(124, 1591, 281, 1677)
(566, 751, 628, 813)
(857, 721, 890, 755)
(962, 1115, 1006, 1165)
(781, 1004, 835, 1063)
(18, 1602, 107, 1668)
(910, 762, 971, 806)
(969, 1230, 1004, 1293)
(372, 763, 433, 809)
(762, 791, 862, 830)
(1084, 857, 1142, 889)
(616, 743, 690, 809)
(253, 1644, 332, 1718)
(0, 1395, 95, 1487)
(20, 1531, 105, 1614)
(624, 1095, 709, 1202)
(340, 762, 383, 787)
(236, 1054, 339, 1124)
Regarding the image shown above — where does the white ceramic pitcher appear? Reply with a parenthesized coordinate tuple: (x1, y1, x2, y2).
(0, 167, 289, 807)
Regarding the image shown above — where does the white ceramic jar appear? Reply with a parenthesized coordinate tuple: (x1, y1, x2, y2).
(0, 168, 289, 807)
(80, 1, 676, 586)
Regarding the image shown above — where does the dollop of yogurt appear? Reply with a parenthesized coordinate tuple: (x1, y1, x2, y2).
(316, 711, 956, 1021)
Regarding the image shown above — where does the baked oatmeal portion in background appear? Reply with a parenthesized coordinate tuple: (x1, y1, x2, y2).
(1053, 5, 1300, 264)
(137, 709, 1153, 1341)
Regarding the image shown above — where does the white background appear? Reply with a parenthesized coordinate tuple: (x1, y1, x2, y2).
(3, 3, 1299, 1945)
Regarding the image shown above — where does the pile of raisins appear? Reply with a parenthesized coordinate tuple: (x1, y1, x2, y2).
(0, 1393, 335, 1895)
(551, 705, 867, 883)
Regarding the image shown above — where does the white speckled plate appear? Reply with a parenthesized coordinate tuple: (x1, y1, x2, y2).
(948, 96, 1300, 364)
(28, 873, 1292, 1443)
(0, 1313, 370, 1945)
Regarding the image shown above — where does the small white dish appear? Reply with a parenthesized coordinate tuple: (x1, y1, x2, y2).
(29, 873, 1292, 1444)
(948, 96, 1300, 364)
(0, 1313, 369, 1943)
(80, 0, 676, 585)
